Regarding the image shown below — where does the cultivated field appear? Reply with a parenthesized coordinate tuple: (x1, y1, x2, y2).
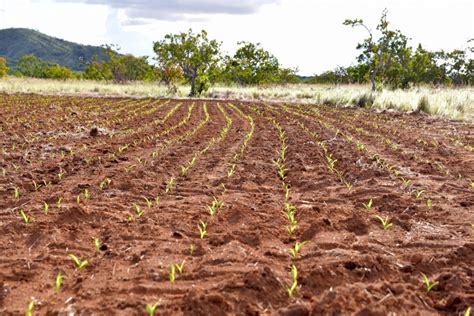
(0, 93, 473, 315)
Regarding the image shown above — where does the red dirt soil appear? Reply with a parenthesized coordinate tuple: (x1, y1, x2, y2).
(0, 93, 473, 315)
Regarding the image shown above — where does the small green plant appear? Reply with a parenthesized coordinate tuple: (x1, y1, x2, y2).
(469, 181, 474, 188)
(92, 237, 101, 251)
(84, 189, 90, 200)
(175, 260, 185, 273)
(198, 221, 207, 239)
(289, 241, 309, 257)
(464, 307, 471, 316)
(56, 197, 63, 208)
(169, 264, 176, 282)
(76, 194, 81, 204)
(427, 198, 432, 209)
(43, 202, 49, 215)
(33, 180, 42, 191)
(415, 190, 425, 199)
(14, 187, 20, 199)
(133, 203, 144, 217)
(99, 178, 112, 190)
(20, 209, 32, 224)
(362, 199, 373, 211)
(165, 177, 175, 193)
(58, 170, 65, 180)
(143, 196, 153, 208)
(146, 301, 160, 316)
(68, 254, 89, 269)
(375, 215, 393, 230)
(208, 196, 224, 217)
(26, 300, 35, 316)
(421, 273, 438, 292)
(55, 272, 64, 293)
(189, 244, 196, 255)
(227, 163, 236, 177)
(287, 264, 298, 297)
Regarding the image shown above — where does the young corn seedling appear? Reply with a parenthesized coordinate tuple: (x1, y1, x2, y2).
(165, 177, 175, 193)
(375, 215, 393, 230)
(33, 180, 42, 191)
(421, 273, 438, 292)
(146, 301, 160, 316)
(26, 300, 35, 316)
(55, 272, 64, 293)
(287, 222, 298, 235)
(133, 204, 144, 217)
(68, 254, 89, 269)
(427, 198, 433, 209)
(56, 197, 63, 208)
(283, 183, 290, 201)
(287, 265, 298, 297)
(43, 202, 49, 215)
(169, 264, 176, 282)
(189, 244, 196, 255)
(143, 196, 153, 208)
(92, 237, 101, 251)
(84, 189, 90, 200)
(464, 307, 471, 316)
(469, 181, 474, 188)
(289, 241, 309, 257)
(175, 260, 185, 273)
(362, 199, 373, 211)
(198, 221, 207, 239)
(14, 187, 20, 199)
(227, 163, 236, 177)
(58, 170, 65, 180)
(20, 209, 32, 224)
(415, 190, 425, 199)
(99, 178, 112, 190)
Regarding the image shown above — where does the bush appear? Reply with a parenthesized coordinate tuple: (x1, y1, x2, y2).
(353, 93, 375, 108)
(416, 96, 430, 114)
(0, 57, 8, 78)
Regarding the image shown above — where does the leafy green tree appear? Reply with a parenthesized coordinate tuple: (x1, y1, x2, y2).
(15, 54, 50, 78)
(82, 56, 113, 81)
(43, 64, 76, 80)
(344, 9, 412, 90)
(224, 42, 281, 85)
(153, 29, 221, 96)
(0, 57, 8, 78)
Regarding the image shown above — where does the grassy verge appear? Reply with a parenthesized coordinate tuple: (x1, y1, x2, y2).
(1, 77, 472, 120)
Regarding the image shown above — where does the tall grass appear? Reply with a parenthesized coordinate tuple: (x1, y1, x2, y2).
(0, 77, 472, 120)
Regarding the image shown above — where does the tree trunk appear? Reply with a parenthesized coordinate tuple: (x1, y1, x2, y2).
(370, 74, 376, 92)
(189, 75, 196, 97)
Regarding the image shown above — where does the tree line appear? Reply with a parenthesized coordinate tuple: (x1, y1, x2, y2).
(0, 10, 472, 96)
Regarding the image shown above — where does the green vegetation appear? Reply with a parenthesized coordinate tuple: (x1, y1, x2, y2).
(55, 272, 64, 293)
(146, 301, 160, 316)
(287, 265, 298, 297)
(421, 273, 438, 292)
(0, 28, 106, 71)
(375, 215, 393, 230)
(0, 57, 8, 78)
(68, 253, 89, 269)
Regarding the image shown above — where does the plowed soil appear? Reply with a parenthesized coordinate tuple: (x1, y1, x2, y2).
(0, 93, 473, 315)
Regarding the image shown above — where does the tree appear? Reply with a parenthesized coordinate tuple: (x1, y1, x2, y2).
(15, 54, 50, 78)
(43, 64, 76, 80)
(153, 29, 221, 96)
(344, 9, 411, 91)
(224, 42, 281, 85)
(0, 57, 8, 78)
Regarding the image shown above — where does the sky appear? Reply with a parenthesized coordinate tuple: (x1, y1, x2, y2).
(0, 0, 472, 75)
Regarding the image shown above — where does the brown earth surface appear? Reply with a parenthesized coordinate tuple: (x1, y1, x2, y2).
(0, 93, 473, 315)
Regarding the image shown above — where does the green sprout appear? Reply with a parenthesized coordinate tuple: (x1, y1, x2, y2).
(20, 209, 32, 224)
(289, 241, 309, 257)
(227, 163, 236, 177)
(287, 265, 298, 297)
(427, 198, 432, 209)
(68, 254, 89, 269)
(362, 199, 373, 211)
(58, 170, 65, 180)
(133, 204, 144, 217)
(375, 215, 393, 230)
(189, 244, 196, 255)
(208, 197, 224, 217)
(169, 264, 176, 282)
(92, 237, 101, 251)
(99, 178, 112, 190)
(32, 180, 42, 191)
(55, 272, 64, 293)
(76, 195, 81, 204)
(14, 187, 20, 199)
(143, 196, 153, 208)
(287, 223, 298, 235)
(56, 197, 63, 208)
(421, 273, 438, 292)
(415, 190, 425, 199)
(146, 301, 160, 316)
(84, 189, 90, 200)
(198, 221, 207, 239)
(26, 300, 35, 316)
(175, 260, 185, 273)
(464, 307, 471, 316)
(469, 181, 474, 188)
(42, 202, 49, 215)
(165, 177, 175, 193)
(402, 178, 412, 188)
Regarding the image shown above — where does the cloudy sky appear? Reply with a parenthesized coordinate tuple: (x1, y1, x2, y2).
(0, 0, 472, 75)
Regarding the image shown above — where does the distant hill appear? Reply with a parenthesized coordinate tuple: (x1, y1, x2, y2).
(0, 28, 108, 71)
